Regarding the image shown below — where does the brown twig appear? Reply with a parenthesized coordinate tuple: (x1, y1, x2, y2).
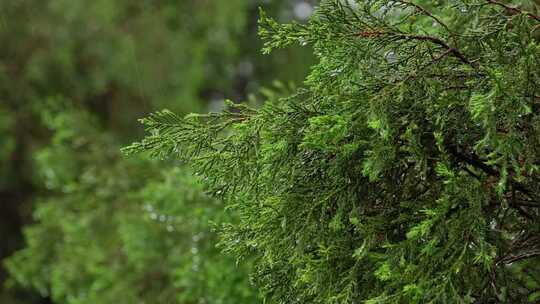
(445, 145, 537, 220)
(485, 0, 540, 22)
(357, 30, 474, 66)
(513, 200, 540, 208)
(398, 34, 474, 66)
(394, 0, 452, 34)
(497, 250, 540, 265)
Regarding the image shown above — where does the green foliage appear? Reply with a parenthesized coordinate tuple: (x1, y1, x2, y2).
(129, 1, 540, 303)
(6, 104, 259, 303)
(0, 0, 248, 135)
(1, 1, 313, 303)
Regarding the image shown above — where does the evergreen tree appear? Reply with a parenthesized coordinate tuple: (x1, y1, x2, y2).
(127, 1, 540, 302)
(6, 102, 258, 303)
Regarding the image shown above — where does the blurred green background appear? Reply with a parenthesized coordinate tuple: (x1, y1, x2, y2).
(0, 1, 314, 303)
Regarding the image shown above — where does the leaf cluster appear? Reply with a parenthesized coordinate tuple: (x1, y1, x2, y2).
(128, 1, 540, 303)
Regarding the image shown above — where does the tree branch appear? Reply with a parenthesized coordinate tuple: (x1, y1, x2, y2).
(513, 199, 540, 208)
(446, 145, 497, 176)
(485, 0, 540, 22)
(356, 29, 474, 66)
(497, 250, 540, 265)
(394, 0, 452, 34)
(446, 145, 538, 219)
(398, 34, 474, 66)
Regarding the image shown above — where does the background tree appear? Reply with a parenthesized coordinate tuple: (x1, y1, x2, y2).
(6, 102, 258, 303)
(0, 1, 313, 303)
(128, 0, 540, 303)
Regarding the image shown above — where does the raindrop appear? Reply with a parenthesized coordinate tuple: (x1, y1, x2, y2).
(294, 2, 314, 20)
(330, 68, 344, 77)
(385, 51, 397, 64)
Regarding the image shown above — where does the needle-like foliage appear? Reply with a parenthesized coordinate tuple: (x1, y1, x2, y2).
(127, 1, 540, 302)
